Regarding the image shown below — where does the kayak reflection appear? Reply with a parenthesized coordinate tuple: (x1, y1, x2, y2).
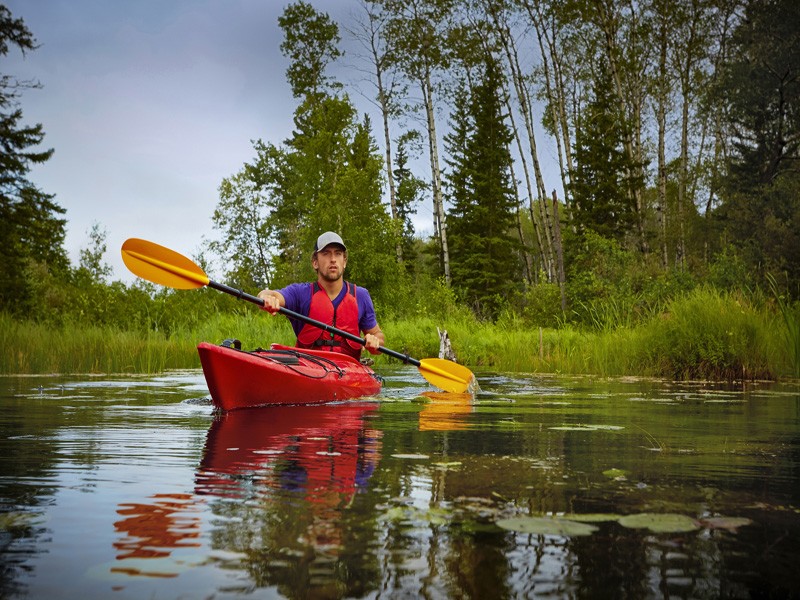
(196, 402, 381, 501)
(196, 402, 382, 562)
(418, 391, 474, 431)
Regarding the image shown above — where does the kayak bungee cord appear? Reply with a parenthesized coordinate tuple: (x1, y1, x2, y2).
(248, 347, 346, 380)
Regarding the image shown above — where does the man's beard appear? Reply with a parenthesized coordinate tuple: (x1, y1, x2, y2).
(318, 269, 343, 283)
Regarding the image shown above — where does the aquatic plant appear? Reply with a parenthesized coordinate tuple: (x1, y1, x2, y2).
(767, 274, 800, 378)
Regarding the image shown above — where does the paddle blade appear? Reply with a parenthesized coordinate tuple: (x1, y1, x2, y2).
(418, 358, 477, 394)
(121, 238, 209, 289)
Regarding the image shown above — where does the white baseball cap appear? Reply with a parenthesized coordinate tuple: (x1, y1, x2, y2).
(314, 231, 347, 252)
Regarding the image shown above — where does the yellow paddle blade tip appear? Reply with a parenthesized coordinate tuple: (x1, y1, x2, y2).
(418, 358, 478, 394)
(121, 238, 209, 290)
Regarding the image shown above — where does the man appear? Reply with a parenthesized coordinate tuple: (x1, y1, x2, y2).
(258, 232, 385, 359)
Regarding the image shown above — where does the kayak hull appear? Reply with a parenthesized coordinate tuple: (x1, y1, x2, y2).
(197, 342, 383, 411)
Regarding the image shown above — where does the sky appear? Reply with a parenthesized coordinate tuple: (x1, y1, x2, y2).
(4, 0, 365, 283)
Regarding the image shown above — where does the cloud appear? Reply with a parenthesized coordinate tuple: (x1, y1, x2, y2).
(4, 0, 298, 282)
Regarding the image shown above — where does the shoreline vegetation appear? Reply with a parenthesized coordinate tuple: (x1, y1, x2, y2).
(3, 286, 797, 381)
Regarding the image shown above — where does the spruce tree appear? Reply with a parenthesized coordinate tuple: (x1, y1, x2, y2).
(445, 59, 520, 319)
(0, 6, 67, 315)
(568, 62, 642, 244)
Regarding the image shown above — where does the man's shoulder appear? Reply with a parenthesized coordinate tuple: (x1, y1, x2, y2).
(282, 282, 312, 292)
(280, 282, 312, 301)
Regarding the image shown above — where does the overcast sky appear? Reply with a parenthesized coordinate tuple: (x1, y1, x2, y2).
(5, 0, 368, 283)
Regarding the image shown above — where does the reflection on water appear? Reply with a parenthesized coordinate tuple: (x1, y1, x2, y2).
(0, 370, 798, 598)
(196, 402, 381, 573)
(112, 493, 202, 577)
(417, 391, 474, 431)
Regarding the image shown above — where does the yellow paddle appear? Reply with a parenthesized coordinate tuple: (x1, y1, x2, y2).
(121, 238, 477, 394)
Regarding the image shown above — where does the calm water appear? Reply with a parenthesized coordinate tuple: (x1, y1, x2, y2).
(1, 367, 799, 599)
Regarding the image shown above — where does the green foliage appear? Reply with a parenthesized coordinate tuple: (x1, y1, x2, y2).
(768, 273, 800, 378)
(444, 58, 522, 319)
(714, 0, 800, 285)
(521, 283, 564, 328)
(0, 6, 67, 317)
(568, 61, 643, 243)
(278, 1, 342, 99)
(393, 133, 426, 269)
(564, 231, 693, 330)
(634, 287, 776, 380)
(707, 245, 751, 292)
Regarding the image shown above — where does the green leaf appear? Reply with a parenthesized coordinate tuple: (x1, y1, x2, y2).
(496, 516, 599, 537)
(618, 513, 700, 533)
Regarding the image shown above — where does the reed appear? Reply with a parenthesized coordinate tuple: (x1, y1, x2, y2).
(768, 274, 800, 378)
(0, 313, 195, 373)
(630, 287, 778, 380)
(1, 286, 793, 379)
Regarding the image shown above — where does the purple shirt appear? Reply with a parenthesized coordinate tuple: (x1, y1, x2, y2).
(278, 282, 378, 337)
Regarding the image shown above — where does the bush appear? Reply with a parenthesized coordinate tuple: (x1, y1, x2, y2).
(521, 283, 564, 328)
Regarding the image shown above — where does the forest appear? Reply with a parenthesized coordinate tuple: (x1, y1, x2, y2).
(1, 0, 798, 379)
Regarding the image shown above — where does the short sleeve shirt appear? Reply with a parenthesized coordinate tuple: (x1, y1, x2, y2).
(278, 282, 378, 337)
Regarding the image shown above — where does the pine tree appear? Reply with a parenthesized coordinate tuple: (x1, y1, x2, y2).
(393, 134, 426, 269)
(568, 62, 643, 244)
(445, 58, 520, 319)
(0, 6, 67, 315)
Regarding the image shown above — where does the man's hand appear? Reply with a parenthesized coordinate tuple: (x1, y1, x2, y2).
(257, 289, 285, 315)
(363, 328, 385, 355)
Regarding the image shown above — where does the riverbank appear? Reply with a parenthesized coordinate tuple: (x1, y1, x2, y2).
(2, 287, 796, 380)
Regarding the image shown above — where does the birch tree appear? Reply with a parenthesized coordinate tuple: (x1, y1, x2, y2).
(376, 0, 456, 284)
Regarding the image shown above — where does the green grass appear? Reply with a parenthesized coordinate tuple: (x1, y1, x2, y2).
(1, 287, 795, 380)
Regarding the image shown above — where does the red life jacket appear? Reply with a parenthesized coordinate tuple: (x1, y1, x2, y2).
(296, 282, 363, 359)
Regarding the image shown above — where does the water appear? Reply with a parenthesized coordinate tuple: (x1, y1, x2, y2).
(1, 368, 798, 599)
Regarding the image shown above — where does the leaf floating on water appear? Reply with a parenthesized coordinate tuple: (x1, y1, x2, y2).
(618, 513, 700, 533)
(602, 468, 629, 479)
(550, 424, 624, 432)
(563, 513, 621, 523)
(391, 453, 429, 460)
(496, 516, 599, 537)
(699, 516, 753, 532)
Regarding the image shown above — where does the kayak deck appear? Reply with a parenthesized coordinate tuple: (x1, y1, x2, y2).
(197, 341, 383, 411)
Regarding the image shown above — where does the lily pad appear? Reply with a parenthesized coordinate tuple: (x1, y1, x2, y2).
(549, 424, 624, 432)
(562, 513, 621, 523)
(602, 468, 628, 479)
(496, 516, 599, 537)
(618, 513, 700, 533)
(699, 516, 753, 532)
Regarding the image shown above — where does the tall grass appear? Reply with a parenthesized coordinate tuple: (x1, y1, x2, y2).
(768, 274, 800, 378)
(1, 287, 794, 379)
(0, 313, 195, 373)
(631, 287, 778, 380)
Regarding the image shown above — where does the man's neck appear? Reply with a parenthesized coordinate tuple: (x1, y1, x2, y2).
(317, 277, 344, 300)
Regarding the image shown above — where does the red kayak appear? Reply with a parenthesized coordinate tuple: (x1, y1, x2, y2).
(197, 341, 383, 411)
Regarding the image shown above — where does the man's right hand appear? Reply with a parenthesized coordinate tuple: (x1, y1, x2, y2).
(257, 289, 284, 314)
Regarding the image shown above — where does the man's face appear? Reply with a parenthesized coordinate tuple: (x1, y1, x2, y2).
(313, 245, 347, 282)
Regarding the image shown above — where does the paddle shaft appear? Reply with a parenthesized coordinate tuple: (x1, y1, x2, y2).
(208, 280, 421, 367)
